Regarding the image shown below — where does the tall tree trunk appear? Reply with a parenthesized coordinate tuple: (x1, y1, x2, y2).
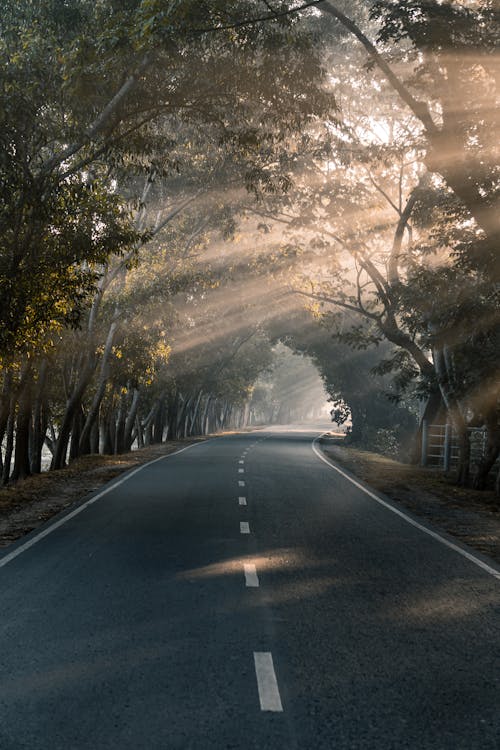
(31, 360, 49, 474)
(2, 397, 16, 484)
(114, 391, 127, 454)
(0, 370, 13, 451)
(135, 413, 144, 449)
(144, 415, 154, 446)
(242, 400, 250, 428)
(189, 390, 203, 436)
(166, 392, 179, 439)
(52, 355, 95, 470)
(90, 419, 99, 454)
(152, 399, 165, 443)
(175, 394, 190, 439)
(142, 401, 159, 445)
(69, 406, 84, 460)
(209, 400, 218, 434)
(12, 380, 33, 481)
(201, 395, 212, 435)
(79, 321, 118, 454)
(124, 388, 140, 451)
(101, 409, 115, 455)
(79, 409, 92, 456)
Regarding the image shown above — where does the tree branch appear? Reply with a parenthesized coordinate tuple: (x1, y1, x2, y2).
(356, 253, 391, 306)
(242, 205, 294, 225)
(290, 288, 379, 319)
(59, 112, 159, 180)
(367, 171, 400, 215)
(149, 193, 201, 239)
(319, 1, 438, 135)
(40, 52, 154, 177)
(194, 1, 323, 33)
(388, 172, 428, 285)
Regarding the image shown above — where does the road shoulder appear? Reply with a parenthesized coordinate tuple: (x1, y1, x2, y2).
(319, 436, 500, 565)
(0, 439, 208, 549)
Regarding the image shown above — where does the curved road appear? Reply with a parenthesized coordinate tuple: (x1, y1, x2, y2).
(0, 425, 499, 749)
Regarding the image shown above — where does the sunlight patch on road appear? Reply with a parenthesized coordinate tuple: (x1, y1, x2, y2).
(175, 548, 333, 582)
(385, 583, 499, 622)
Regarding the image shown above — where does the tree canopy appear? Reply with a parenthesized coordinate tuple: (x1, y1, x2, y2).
(0, 0, 498, 492)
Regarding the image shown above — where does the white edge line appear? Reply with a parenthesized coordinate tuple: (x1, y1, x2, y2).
(312, 435, 500, 581)
(0, 440, 212, 570)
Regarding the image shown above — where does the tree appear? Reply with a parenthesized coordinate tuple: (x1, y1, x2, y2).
(236, 4, 499, 487)
(0, 0, 332, 478)
(318, 0, 499, 278)
(0, 0, 332, 358)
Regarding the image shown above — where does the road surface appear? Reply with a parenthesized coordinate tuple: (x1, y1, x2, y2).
(0, 425, 499, 749)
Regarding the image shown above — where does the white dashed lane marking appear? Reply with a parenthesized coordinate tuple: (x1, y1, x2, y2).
(238, 468, 244, 474)
(240, 521, 250, 534)
(254, 652, 283, 712)
(244, 563, 259, 587)
(238, 497, 247, 505)
(238, 480, 245, 487)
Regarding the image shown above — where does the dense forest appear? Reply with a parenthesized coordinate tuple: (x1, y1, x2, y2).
(0, 1, 498, 492)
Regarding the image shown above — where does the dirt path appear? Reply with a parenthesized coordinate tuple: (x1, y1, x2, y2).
(320, 435, 500, 565)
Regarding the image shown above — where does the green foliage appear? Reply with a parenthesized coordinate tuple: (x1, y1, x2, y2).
(270, 308, 418, 455)
(370, 0, 500, 279)
(0, 0, 331, 362)
(371, 1, 498, 50)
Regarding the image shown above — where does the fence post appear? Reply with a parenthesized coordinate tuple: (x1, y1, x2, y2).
(443, 422, 452, 472)
(421, 419, 428, 467)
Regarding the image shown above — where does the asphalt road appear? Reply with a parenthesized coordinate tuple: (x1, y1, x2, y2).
(0, 425, 499, 749)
